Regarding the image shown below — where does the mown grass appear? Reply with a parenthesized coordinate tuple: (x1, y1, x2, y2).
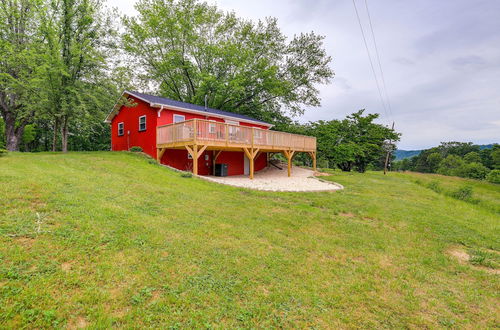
(0, 152, 499, 328)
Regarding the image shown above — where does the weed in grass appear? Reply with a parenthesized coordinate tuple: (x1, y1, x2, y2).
(450, 185, 474, 201)
(131, 287, 156, 305)
(468, 249, 500, 269)
(426, 180, 442, 193)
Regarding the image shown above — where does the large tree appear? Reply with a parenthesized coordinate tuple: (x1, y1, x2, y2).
(300, 110, 400, 172)
(40, 0, 116, 152)
(123, 0, 333, 124)
(0, 0, 45, 151)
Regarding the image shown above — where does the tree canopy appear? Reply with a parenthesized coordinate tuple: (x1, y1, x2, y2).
(393, 143, 499, 182)
(0, 0, 127, 152)
(288, 110, 400, 172)
(122, 0, 333, 125)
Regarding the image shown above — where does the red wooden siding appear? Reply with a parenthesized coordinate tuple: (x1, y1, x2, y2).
(111, 97, 157, 158)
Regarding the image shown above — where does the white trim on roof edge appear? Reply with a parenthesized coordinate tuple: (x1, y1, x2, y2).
(104, 91, 274, 128)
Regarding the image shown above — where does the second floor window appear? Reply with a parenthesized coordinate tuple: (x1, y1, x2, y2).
(118, 122, 124, 136)
(209, 120, 216, 134)
(173, 114, 185, 123)
(139, 115, 146, 131)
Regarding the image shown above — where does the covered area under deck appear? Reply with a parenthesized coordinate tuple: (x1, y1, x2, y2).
(156, 119, 317, 179)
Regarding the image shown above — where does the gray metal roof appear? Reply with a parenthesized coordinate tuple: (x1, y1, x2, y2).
(127, 91, 272, 126)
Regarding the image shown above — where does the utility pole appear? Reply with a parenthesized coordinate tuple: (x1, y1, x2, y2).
(383, 121, 395, 175)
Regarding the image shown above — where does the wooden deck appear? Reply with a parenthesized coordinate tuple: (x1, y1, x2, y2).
(156, 119, 317, 178)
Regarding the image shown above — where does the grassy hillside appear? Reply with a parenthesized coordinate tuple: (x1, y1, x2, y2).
(0, 152, 499, 328)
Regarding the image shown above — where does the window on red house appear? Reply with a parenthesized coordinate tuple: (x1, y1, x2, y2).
(209, 120, 216, 134)
(118, 122, 124, 136)
(173, 114, 185, 123)
(139, 115, 146, 131)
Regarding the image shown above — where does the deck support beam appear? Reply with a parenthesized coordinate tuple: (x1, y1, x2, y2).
(213, 150, 222, 175)
(157, 148, 166, 162)
(185, 144, 207, 175)
(308, 151, 316, 171)
(283, 150, 295, 177)
(243, 147, 260, 179)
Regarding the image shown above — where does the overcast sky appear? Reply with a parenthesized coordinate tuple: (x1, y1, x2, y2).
(107, 0, 500, 150)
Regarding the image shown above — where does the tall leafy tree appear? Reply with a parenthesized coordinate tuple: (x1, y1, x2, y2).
(0, 0, 45, 151)
(123, 0, 333, 124)
(40, 0, 116, 152)
(303, 110, 400, 172)
(426, 152, 443, 172)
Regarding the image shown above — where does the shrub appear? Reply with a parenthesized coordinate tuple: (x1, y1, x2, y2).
(317, 158, 329, 169)
(427, 180, 442, 193)
(456, 162, 489, 180)
(129, 146, 143, 152)
(486, 169, 500, 184)
(0, 148, 7, 157)
(180, 171, 192, 178)
(450, 185, 473, 201)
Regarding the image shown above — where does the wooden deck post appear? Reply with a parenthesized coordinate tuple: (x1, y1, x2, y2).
(243, 147, 259, 179)
(213, 150, 222, 175)
(308, 151, 316, 171)
(185, 145, 198, 175)
(193, 145, 198, 175)
(283, 150, 295, 177)
(185, 144, 207, 175)
(157, 148, 166, 162)
(250, 157, 254, 179)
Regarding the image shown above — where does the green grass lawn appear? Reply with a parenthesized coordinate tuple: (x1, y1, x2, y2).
(1, 152, 499, 328)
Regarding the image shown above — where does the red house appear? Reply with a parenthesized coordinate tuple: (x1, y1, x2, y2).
(105, 91, 316, 178)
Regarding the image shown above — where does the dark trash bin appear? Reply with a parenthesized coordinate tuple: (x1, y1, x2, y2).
(215, 163, 228, 177)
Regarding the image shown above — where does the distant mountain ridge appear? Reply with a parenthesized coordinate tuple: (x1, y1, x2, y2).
(395, 144, 495, 160)
(394, 150, 421, 160)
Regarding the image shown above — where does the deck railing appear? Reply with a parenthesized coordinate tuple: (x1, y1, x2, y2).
(157, 119, 316, 151)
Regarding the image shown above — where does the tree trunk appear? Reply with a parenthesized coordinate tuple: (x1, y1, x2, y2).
(52, 117, 59, 152)
(4, 113, 24, 151)
(6, 130, 21, 151)
(61, 115, 68, 153)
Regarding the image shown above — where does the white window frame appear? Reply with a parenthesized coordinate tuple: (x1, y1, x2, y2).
(117, 122, 124, 136)
(209, 120, 216, 134)
(138, 115, 147, 131)
(173, 114, 185, 123)
(226, 120, 239, 135)
(225, 120, 238, 126)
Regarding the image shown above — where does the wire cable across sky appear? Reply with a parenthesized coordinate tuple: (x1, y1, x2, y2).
(352, 0, 394, 123)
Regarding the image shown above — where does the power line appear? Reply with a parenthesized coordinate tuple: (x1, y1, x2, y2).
(351, 0, 390, 121)
(364, 0, 393, 119)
